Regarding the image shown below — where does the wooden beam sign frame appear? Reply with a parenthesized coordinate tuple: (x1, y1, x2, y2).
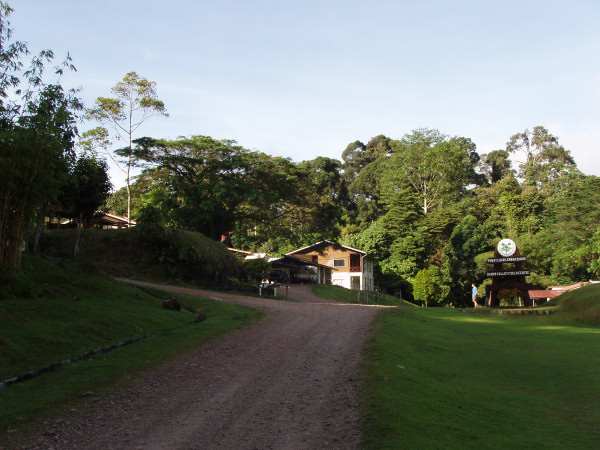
(485, 239, 533, 307)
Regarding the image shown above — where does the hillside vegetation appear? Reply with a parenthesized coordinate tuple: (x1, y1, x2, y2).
(554, 283, 600, 326)
(38, 228, 242, 287)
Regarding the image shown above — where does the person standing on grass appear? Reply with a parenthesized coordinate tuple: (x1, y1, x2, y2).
(472, 283, 479, 308)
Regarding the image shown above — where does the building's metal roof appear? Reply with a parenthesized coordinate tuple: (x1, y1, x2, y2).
(285, 240, 368, 256)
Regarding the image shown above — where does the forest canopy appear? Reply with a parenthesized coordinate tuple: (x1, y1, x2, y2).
(101, 124, 600, 307)
(3, 1, 599, 307)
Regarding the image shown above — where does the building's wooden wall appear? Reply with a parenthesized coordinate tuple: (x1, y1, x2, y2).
(294, 246, 362, 273)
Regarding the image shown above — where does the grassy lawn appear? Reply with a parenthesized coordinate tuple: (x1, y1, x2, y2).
(0, 255, 264, 445)
(3, 254, 599, 448)
(359, 288, 600, 449)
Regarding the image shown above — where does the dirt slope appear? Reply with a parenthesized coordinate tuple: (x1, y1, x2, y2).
(23, 283, 383, 449)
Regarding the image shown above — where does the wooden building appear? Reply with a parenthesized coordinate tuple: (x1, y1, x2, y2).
(286, 241, 374, 291)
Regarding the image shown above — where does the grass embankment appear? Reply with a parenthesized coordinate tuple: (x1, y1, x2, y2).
(553, 284, 600, 327)
(360, 284, 600, 449)
(312, 284, 414, 307)
(0, 255, 264, 444)
(39, 228, 242, 284)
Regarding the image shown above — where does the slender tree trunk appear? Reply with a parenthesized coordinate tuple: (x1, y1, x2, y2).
(0, 138, 19, 266)
(5, 200, 26, 272)
(126, 112, 133, 225)
(73, 212, 88, 258)
(33, 218, 44, 254)
(126, 163, 131, 225)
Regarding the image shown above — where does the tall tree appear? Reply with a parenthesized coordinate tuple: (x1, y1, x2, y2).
(299, 156, 348, 207)
(348, 156, 388, 225)
(412, 268, 435, 307)
(378, 187, 424, 244)
(442, 215, 490, 306)
(132, 136, 300, 240)
(341, 134, 392, 181)
(526, 174, 600, 283)
(506, 126, 578, 188)
(87, 72, 167, 224)
(386, 128, 481, 213)
(341, 140, 367, 180)
(0, 2, 81, 271)
(449, 135, 486, 186)
(59, 155, 112, 257)
(480, 149, 513, 184)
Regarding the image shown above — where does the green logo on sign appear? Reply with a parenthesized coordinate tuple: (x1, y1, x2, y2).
(497, 239, 516, 257)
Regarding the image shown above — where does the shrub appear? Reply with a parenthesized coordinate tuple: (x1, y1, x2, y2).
(498, 288, 522, 307)
(242, 258, 270, 283)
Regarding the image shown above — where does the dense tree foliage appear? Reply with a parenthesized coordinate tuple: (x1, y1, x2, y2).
(506, 126, 579, 188)
(480, 149, 513, 184)
(95, 123, 598, 306)
(126, 136, 341, 253)
(59, 155, 112, 257)
(0, 3, 82, 272)
(385, 129, 482, 214)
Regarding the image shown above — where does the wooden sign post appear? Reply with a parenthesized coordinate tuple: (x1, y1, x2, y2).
(485, 239, 533, 307)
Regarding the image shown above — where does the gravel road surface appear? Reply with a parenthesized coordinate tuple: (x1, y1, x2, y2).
(22, 282, 383, 449)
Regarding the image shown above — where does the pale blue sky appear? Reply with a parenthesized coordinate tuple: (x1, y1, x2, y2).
(11, 0, 600, 188)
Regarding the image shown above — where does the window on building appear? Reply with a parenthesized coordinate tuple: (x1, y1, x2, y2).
(333, 259, 346, 267)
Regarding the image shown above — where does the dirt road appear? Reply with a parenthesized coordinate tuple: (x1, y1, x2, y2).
(24, 282, 383, 449)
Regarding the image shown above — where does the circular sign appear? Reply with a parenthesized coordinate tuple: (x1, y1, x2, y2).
(497, 239, 516, 257)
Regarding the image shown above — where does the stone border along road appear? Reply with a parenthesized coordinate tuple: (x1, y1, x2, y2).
(0, 335, 154, 393)
(20, 281, 387, 449)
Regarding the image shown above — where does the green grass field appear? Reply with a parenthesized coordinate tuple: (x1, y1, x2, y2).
(359, 285, 600, 449)
(0, 255, 264, 444)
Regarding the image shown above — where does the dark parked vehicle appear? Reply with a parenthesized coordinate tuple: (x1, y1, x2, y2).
(295, 266, 317, 283)
(269, 269, 289, 284)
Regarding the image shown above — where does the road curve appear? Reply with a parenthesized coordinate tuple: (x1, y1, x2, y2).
(24, 281, 383, 449)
